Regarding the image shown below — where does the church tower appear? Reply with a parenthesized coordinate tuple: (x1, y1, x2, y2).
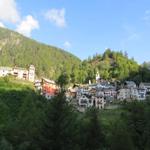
(28, 65, 35, 82)
(96, 71, 100, 83)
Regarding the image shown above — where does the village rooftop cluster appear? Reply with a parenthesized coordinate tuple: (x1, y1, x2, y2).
(64, 73, 150, 111)
(35, 71, 150, 111)
(0, 65, 150, 111)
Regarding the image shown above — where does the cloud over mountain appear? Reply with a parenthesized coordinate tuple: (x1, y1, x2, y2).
(0, 0, 20, 23)
(45, 8, 66, 28)
(16, 15, 39, 37)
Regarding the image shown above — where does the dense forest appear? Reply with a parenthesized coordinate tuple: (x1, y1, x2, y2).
(0, 78, 150, 150)
(71, 49, 139, 83)
(70, 49, 150, 84)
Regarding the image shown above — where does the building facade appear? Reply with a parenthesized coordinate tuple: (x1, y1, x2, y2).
(0, 65, 35, 82)
(41, 78, 59, 99)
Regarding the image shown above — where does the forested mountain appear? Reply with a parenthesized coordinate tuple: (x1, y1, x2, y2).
(74, 49, 140, 83)
(0, 27, 81, 80)
(80, 49, 150, 84)
(0, 27, 149, 83)
(82, 49, 150, 84)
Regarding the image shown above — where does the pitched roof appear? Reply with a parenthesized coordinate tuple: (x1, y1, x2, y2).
(140, 82, 150, 86)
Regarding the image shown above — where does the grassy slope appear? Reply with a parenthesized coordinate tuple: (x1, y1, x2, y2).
(0, 77, 33, 91)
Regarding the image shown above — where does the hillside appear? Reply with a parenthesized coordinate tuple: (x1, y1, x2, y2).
(89, 49, 139, 80)
(77, 49, 140, 83)
(0, 27, 81, 80)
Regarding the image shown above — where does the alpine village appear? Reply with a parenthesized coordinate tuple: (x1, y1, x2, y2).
(0, 26, 150, 149)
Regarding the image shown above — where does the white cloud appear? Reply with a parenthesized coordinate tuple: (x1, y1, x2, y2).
(63, 41, 71, 49)
(0, 0, 20, 23)
(16, 15, 39, 37)
(0, 22, 5, 28)
(45, 8, 66, 28)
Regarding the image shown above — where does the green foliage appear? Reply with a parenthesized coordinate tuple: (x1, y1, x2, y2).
(0, 138, 13, 150)
(0, 27, 80, 80)
(122, 100, 150, 150)
(56, 72, 69, 89)
(138, 63, 150, 83)
(40, 92, 78, 150)
(110, 121, 135, 150)
(1, 27, 150, 84)
(1, 32, 150, 149)
(80, 107, 105, 150)
(0, 27, 144, 84)
(1, 78, 150, 149)
(79, 49, 139, 83)
(0, 77, 33, 91)
(0, 79, 47, 150)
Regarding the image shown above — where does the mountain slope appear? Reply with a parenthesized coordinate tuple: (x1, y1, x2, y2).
(0, 27, 81, 79)
(79, 49, 140, 82)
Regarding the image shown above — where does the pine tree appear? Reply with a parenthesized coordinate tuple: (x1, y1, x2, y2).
(40, 92, 77, 150)
(110, 121, 135, 150)
(81, 107, 105, 150)
(56, 72, 69, 90)
(0, 138, 13, 150)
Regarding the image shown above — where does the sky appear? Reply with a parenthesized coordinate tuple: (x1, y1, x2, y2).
(0, 0, 150, 64)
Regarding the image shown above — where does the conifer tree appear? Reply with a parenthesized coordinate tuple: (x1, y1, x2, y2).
(40, 92, 77, 150)
(81, 107, 105, 150)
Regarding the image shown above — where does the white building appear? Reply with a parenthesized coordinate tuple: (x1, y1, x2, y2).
(78, 94, 106, 109)
(13, 67, 29, 80)
(34, 80, 42, 90)
(139, 82, 150, 92)
(0, 65, 35, 82)
(138, 88, 147, 100)
(96, 91, 105, 97)
(0, 67, 12, 77)
(92, 96, 106, 109)
(130, 88, 139, 99)
(117, 88, 141, 101)
(117, 88, 131, 101)
(78, 95, 90, 108)
(28, 65, 35, 82)
(124, 81, 137, 88)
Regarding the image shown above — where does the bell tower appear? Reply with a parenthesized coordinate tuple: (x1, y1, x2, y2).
(28, 65, 35, 82)
(96, 71, 100, 83)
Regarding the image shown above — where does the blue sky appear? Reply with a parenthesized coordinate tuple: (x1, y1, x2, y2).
(0, 0, 150, 63)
